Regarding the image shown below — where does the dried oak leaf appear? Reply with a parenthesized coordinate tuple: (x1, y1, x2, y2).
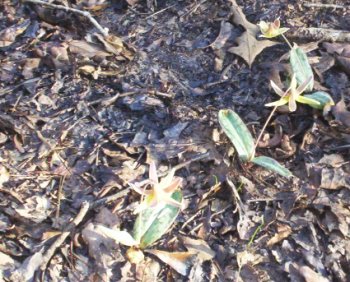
(211, 21, 233, 50)
(228, 0, 278, 67)
(331, 98, 350, 128)
(323, 42, 350, 75)
(0, 19, 30, 48)
(69, 39, 110, 59)
(145, 249, 196, 276)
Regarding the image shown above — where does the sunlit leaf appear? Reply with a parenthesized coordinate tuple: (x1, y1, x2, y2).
(218, 109, 255, 161)
(145, 249, 196, 276)
(290, 44, 314, 92)
(302, 91, 335, 110)
(252, 156, 292, 178)
(95, 224, 138, 246)
(133, 204, 165, 243)
(139, 191, 182, 248)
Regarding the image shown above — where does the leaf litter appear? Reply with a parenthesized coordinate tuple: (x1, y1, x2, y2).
(0, 0, 350, 281)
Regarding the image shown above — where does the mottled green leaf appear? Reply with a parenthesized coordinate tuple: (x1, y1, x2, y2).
(139, 191, 182, 248)
(290, 45, 314, 92)
(302, 91, 334, 109)
(252, 156, 292, 178)
(218, 109, 255, 161)
(133, 204, 164, 243)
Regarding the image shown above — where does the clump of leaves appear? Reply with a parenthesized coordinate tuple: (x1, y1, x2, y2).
(218, 109, 292, 178)
(95, 163, 183, 252)
(257, 20, 334, 112)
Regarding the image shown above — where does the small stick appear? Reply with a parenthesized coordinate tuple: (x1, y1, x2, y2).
(55, 175, 66, 219)
(92, 188, 130, 208)
(23, 0, 109, 37)
(303, 3, 348, 9)
(288, 27, 350, 43)
(145, 3, 177, 19)
(40, 201, 90, 272)
(158, 152, 210, 177)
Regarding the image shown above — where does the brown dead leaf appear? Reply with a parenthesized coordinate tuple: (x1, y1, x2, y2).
(337, 56, 350, 75)
(0, 19, 30, 48)
(10, 248, 44, 281)
(292, 264, 329, 282)
(0, 61, 19, 82)
(22, 58, 41, 79)
(95, 33, 134, 60)
(93, 224, 138, 246)
(236, 250, 264, 269)
(0, 132, 7, 145)
(321, 168, 349, 190)
(78, 65, 100, 79)
(0, 251, 19, 280)
(267, 224, 292, 246)
(145, 249, 196, 276)
(228, 0, 278, 67)
(323, 42, 350, 75)
(0, 165, 10, 187)
(323, 42, 350, 56)
(135, 258, 161, 282)
(180, 236, 216, 261)
(69, 39, 110, 59)
(82, 222, 132, 281)
(76, 0, 108, 10)
(126, 0, 139, 5)
(41, 230, 62, 241)
(211, 21, 233, 50)
(313, 194, 350, 236)
(331, 98, 350, 128)
(126, 247, 145, 264)
(318, 154, 344, 168)
(15, 195, 51, 223)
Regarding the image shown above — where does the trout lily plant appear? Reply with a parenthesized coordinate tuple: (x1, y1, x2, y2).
(218, 109, 292, 178)
(92, 163, 183, 258)
(257, 19, 334, 112)
(217, 19, 335, 179)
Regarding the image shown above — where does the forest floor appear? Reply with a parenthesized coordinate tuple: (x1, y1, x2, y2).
(0, 0, 350, 281)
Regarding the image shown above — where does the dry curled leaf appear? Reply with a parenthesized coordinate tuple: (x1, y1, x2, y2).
(332, 98, 350, 128)
(211, 21, 233, 50)
(0, 165, 10, 186)
(145, 249, 196, 276)
(0, 19, 30, 48)
(267, 224, 292, 246)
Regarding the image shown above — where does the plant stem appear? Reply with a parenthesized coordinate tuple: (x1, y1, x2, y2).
(252, 32, 292, 158)
(281, 33, 293, 49)
(253, 89, 289, 158)
(247, 216, 265, 247)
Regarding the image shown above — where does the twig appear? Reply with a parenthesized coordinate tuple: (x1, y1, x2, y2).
(0, 187, 24, 204)
(145, 3, 177, 19)
(0, 76, 47, 97)
(158, 152, 210, 177)
(226, 177, 245, 215)
(40, 201, 90, 272)
(303, 2, 348, 9)
(23, 0, 109, 37)
(55, 175, 66, 219)
(92, 188, 130, 208)
(288, 27, 350, 43)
